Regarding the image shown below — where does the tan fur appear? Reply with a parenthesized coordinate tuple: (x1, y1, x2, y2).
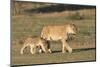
(20, 37, 47, 54)
(41, 24, 77, 53)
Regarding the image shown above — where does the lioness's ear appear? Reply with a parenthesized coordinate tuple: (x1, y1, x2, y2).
(72, 24, 75, 26)
(72, 24, 78, 33)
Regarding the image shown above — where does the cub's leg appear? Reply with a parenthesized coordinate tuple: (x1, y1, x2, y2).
(40, 44, 47, 53)
(30, 45, 36, 54)
(20, 44, 28, 54)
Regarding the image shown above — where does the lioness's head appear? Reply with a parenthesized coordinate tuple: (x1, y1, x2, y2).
(66, 24, 78, 35)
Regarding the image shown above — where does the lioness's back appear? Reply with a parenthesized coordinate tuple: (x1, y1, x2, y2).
(41, 24, 74, 40)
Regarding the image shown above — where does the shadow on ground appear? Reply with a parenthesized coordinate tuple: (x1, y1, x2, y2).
(52, 48, 95, 53)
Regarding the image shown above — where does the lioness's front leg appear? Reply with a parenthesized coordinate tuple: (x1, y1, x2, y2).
(61, 40, 72, 53)
(65, 42, 72, 53)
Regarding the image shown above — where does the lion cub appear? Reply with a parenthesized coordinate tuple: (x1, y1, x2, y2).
(20, 36, 47, 54)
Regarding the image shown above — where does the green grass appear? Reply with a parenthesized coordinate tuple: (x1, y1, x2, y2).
(12, 7, 96, 66)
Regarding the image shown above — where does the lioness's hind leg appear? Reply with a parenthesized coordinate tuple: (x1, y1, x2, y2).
(47, 41, 52, 53)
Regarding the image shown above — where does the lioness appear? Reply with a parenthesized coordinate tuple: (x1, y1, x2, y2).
(41, 24, 77, 53)
(20, 36, 47, 54)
